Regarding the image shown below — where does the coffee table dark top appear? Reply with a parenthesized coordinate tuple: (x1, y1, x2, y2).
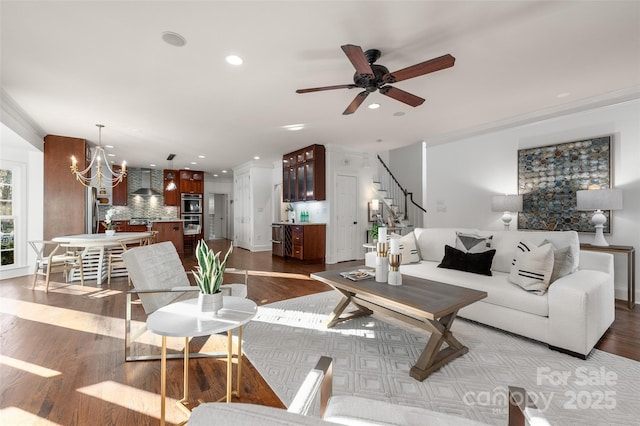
(311, 269, 487, 320)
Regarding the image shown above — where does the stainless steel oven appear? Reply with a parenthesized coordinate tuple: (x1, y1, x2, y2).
(181, 214, 202, 229)
(181, 193, 202, 214)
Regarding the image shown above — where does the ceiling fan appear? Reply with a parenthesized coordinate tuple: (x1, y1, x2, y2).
(296, 44, 455, 115)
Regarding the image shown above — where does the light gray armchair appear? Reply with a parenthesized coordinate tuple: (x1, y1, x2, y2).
(188, 356, 551, 426)
(122, 241, 248, 362)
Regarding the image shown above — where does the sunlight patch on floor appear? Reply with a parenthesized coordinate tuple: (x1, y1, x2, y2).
(253, 306, 377, 338)
(0, 407, 61, 425)
(76, 380, 184, 424)
(247, 270, 312, 280)
(0, 297, 125, 339)
(31, 282, 111, 296)
(0, 355, 61, 378)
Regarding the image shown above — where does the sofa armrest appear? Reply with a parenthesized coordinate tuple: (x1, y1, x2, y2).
(288, 356, 332, 417)
(578, 250, 614, 274)
(547, 261, 615, 356)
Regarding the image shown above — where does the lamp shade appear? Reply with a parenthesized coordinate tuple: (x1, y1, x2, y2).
(491, 194, 523, 212)
(576, 189, 623, 211)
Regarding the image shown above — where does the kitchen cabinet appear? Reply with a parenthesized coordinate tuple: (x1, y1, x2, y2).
(152, 220, 184, 256)
(163, 169, 179, 206)
(282, 144, 325, 202)
(43, 135, 87, 240)
(179, 170, 204, 194)
(282, 223, 326, 263)
(111, 165, 128, 206)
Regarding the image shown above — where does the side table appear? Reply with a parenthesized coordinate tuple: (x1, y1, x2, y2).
(147, 296, 257, 425)
(580, 244, 636, 309)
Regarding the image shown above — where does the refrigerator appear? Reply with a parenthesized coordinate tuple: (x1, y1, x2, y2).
(86, 187, 99, 234)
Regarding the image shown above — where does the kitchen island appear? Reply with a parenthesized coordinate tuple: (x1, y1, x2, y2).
(151, 219, 184, 256)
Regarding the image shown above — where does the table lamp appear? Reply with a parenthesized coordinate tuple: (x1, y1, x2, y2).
(491, 194, 523, 230)
(576, 188, 623, 247)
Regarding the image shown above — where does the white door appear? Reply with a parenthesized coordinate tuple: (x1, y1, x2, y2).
(213, 193, 228, 239)
(336, 174, 358, 262)
(234, 173, 251, 249)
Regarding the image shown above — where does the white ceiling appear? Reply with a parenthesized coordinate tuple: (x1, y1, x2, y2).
(2, 1, 639, 175)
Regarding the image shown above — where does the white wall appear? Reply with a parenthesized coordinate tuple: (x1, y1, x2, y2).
(0, 123, 44, 279)
(423, 99, 640, 301)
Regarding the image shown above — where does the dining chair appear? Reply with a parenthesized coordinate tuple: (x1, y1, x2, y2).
(107, 236, 147, 287)
(29, 240, 85, 293)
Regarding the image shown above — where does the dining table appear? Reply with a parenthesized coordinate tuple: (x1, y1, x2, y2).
(52, 232, 152, 285)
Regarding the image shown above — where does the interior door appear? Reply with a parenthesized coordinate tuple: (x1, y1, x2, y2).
(213, 193, 227, 239)
(336, 174, 358, 262)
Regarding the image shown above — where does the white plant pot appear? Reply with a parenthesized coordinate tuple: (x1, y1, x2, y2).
(198, 292, 223, 315)
(105, 230, 115, 237)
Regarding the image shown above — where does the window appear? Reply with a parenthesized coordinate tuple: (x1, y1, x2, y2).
(0, 169, 15, 266)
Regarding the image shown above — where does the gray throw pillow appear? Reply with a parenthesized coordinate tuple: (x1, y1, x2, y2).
(455, 232, 493, 253)
(541, 239, 574, 283)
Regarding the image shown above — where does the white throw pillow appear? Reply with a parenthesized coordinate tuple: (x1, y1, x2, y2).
(396, 233, 420, 264)
(541, 239, 574, 283)
(455, 232, 493, 253)
(508, 241, 555, 295)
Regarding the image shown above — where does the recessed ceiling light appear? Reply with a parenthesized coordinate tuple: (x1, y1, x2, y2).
(161, 31, 187, 47)
(190, 162, 197, 165)
(556, 92, 571, 98)
(393, 112, 405, 117)
(368, 103, 380, 109)
(150, 164, 156, 167)
(226, 55, 243, 65)
(184, 167, 191, 170)
(284, 124, 304, 131)
(198, 155, 205, 159)
(105, 145, 114, 149)
(222, 170, 228, 173)
(376, 139, 383, 143)
(254, 156, 260, 160)
(107, 153, 115, 157)
(213, 174, 219, 177)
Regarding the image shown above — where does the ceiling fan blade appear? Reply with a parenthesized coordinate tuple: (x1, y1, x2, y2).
(296, 84, 358, 94)
(384, 54, 455, 83)
(380, 86, 425, 107)
(343, 91, 369, 115)
(341, 44, 374, 76)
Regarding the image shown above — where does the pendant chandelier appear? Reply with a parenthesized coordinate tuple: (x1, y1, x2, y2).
(70, 124, 127, 188)
(165, 153, 177, 191)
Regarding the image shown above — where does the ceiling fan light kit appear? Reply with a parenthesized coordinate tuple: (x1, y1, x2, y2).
(296, 44, 455, 115)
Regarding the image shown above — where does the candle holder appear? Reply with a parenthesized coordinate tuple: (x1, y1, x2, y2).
(375, 242, 388, 283)
(388, 253, 402, 286)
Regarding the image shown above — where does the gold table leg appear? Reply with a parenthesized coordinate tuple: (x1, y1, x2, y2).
(160, 336, 166, 426)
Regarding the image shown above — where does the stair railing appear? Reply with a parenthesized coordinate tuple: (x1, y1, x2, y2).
(375, 155, 426, 229)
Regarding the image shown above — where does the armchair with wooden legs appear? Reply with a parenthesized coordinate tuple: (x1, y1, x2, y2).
(121, 241, 249, 362)
(29, 240, 85, 293)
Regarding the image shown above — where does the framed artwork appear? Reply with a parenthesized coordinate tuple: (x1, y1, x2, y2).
(517, 135, 612, 232)
(368, 202, 378, 222)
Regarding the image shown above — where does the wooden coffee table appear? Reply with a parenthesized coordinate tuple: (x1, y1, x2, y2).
(310, 270, 487, 381)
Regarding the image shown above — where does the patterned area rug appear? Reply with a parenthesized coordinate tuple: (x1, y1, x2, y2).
(242, 291, 640, 425)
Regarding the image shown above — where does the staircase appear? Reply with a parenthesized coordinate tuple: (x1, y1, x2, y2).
(372, 155, 425, 234)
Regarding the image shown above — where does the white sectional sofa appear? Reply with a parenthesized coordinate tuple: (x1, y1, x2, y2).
(365, 227, 615, 358)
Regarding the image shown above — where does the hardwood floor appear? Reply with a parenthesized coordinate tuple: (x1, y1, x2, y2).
(1, 239, 638, 425)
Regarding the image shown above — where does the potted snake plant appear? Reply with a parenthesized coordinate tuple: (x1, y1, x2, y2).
(193, 240, 233, 314)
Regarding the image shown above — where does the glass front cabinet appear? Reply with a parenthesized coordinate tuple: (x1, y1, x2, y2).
(282, 144, 325, 202)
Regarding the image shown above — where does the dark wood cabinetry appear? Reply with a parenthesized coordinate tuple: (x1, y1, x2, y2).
(152, 220, 184, 256)
(179, 170, 204, 194)
(111, 165, 127, 206)
(163, 169, 179, 206)
(282, 144, 325, 202)
(281, 223, 326, 263)
(44, 135, 87, 240)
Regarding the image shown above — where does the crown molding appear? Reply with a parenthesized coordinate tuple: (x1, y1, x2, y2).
(0, 89, 45, 150)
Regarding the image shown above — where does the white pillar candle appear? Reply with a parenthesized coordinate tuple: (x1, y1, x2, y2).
(389, 238, 400, 254)
(378, 227, 387, 242)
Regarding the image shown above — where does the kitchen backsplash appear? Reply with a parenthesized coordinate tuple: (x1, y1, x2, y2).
(98, 204, 178, 220)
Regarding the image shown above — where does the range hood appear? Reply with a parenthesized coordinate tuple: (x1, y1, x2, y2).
(131, 169, 162, 196)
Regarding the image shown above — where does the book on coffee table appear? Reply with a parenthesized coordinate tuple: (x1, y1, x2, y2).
(340, 269, 375, 281)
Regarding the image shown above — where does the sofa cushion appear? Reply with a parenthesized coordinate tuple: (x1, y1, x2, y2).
(508, 241, 554, 295)
(414, 228, 479, 262)
(455, 232, 493, 253)
(400, 261, 549, 317)
(438, 245, 496, 276)
(490, 230, 579, 274)
(396, 232, 420, 264)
